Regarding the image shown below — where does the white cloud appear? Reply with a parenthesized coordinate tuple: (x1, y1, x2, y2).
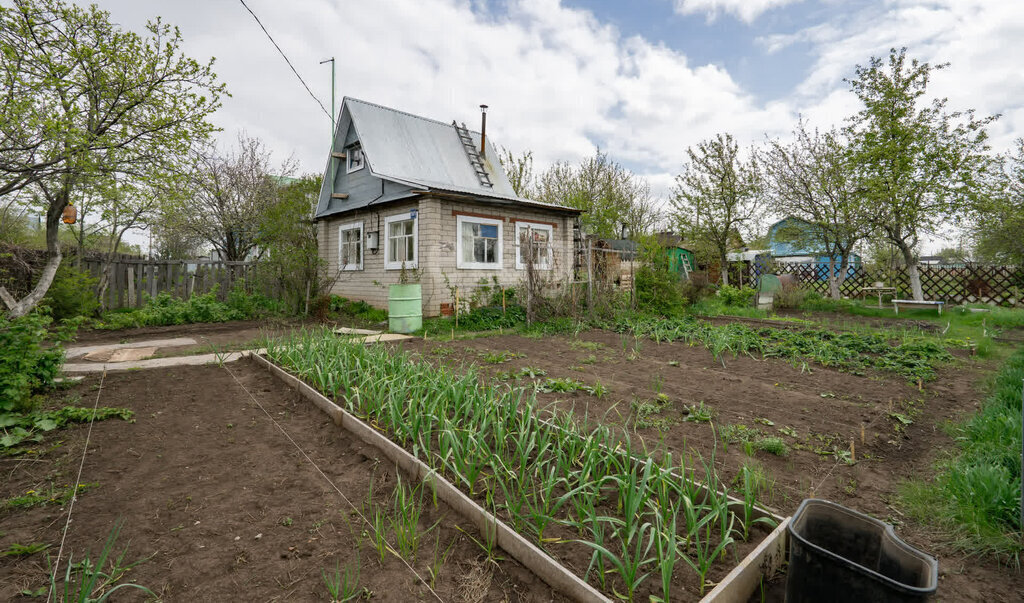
(92, 0, 1024, 235)
(672, 0, 804, 23)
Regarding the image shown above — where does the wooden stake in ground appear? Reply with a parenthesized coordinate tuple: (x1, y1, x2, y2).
(850, 439, 855, 463)
(861, 423, 865, 445)
(455, 287, 459, 329)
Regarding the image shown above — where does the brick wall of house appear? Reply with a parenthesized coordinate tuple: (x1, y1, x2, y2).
(318, 196, 576, 317)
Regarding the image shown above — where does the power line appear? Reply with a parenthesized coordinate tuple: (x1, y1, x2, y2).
(239, 0, 332, 121)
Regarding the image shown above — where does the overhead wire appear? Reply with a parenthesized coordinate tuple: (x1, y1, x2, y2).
(238, 0, 332, 121)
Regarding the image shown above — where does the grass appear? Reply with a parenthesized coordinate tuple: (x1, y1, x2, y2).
(901, 346, 1024, 563)
(48, 519, 154, 602)
(3, 483, 99, 510)
(265, 328, 773, 600)
(719, 425, 790, 458)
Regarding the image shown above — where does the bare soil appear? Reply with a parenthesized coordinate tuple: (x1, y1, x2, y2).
(1, 361, 562, 602)
(395, 329, 1024, 602)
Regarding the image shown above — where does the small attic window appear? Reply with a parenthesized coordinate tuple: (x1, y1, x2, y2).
(346, 145, 364, 173)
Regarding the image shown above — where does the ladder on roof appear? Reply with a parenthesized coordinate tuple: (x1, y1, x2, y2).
(453, 121, 493, 188)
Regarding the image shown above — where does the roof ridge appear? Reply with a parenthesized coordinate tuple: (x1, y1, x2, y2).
(344, 97, 482, 135)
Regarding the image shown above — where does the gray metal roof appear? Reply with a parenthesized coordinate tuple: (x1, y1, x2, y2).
(315, 98, 580, 218)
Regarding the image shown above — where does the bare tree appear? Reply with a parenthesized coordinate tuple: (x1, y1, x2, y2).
(671, 133, 763, 286)
(167, 134, 296, 262)
(763, 122, 870, 298)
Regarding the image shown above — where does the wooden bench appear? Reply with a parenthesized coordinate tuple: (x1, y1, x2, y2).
(892, 299, 945, 315)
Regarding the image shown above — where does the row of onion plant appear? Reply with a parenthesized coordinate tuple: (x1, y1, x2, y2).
(264, 329, 775, 601)
(601, 315, 953, 382)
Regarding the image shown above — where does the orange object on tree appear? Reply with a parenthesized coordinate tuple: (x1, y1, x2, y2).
(62, 204, 77, 224)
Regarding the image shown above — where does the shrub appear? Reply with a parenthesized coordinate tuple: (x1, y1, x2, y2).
(43, 262, 99, 320)
(774, 285, 808, 309)
(717, 285, 756, 308)
(453, 305, 525, 331)
(329, 295, 388, 323)
(0, 312, 78, 413)
(636, 264, 687, 316)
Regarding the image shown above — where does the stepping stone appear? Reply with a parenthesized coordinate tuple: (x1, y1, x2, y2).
(84, 346, 158, 362)
(66, 337, 196, 359)
(361, 334, 413, 343)
(333, 327, 382, 336)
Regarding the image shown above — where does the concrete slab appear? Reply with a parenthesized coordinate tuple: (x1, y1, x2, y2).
(333, 327, 382, 336)
(83, 346, 159, 363)
(66, 337, 197, 359)
(361, 333, 414, 343)
(63, 349, 266, 373)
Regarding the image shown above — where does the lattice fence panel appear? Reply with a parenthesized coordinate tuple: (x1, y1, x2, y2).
(764, 262, 1023, 305)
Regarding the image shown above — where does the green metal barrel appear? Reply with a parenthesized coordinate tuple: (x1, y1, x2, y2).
(388, 284, 422, 333)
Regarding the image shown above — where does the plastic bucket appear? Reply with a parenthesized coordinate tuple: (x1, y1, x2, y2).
(388, 284, 422, 334)
(786, 499, 938, 603)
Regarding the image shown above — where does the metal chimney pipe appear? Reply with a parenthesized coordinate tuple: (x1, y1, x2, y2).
(479, 104, 488, 158)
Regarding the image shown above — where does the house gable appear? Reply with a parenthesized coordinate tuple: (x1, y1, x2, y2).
(315, 98, 580, 221)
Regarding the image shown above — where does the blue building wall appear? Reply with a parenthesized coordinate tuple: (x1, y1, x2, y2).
(768, 217, 861, 280)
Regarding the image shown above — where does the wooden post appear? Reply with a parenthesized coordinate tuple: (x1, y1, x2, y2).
(501, 287, 506, 315)
(127, 267, 136, 306)
(455, 287, 459, 328)
(585, 244, 593, 312)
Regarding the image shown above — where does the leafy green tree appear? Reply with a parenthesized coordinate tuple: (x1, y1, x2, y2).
(534, 150, 659, 238)
(0, 0, 225, 318)
(970, 139, 1024, 266)
(255, 175, 324, 314)
(671, 133, 763, 286)
(763, 122, 869, 298)
(845, 48, 997, 300)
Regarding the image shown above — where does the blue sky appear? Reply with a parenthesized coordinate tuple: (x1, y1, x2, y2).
(84, 0, 1024, 250)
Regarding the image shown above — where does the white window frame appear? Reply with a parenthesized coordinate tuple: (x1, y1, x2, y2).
(384, 211, 418, 270)
(346, 145, 364, 173)
(456, 215, 503, 270)
(515, 221, 554, 270)
(337, 221, 363, 271)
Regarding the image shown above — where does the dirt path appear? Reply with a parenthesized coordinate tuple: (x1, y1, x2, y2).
(1, 361, 562, 602)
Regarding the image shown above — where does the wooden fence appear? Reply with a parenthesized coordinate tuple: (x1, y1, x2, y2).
(762, 261, 1024, 306)
(82, 258, 263, 310)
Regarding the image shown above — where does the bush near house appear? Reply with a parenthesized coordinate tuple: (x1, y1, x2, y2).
(94, 286, 281, 330)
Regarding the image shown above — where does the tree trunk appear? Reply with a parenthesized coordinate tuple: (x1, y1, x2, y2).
(833, 253, 852, 300)
(896, 242, 924, 300)
(825, 256, 839, 299)
(720, 252, 729, 286)
(1, 194, 66, 318)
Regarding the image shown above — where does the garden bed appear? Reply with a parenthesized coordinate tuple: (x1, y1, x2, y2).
(395, 326, 1023, 601)
(263, 331, 784, 602)
(0, 362, 560, 601)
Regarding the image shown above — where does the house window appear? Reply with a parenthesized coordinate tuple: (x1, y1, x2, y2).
(515, 222, 553, 270)
(456, 215, 502, 269)
(338, 221, 363, 271)
(346, 145, 364, 173)
(385, 211, 418, 269)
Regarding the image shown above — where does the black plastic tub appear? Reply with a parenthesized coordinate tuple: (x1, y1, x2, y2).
(786, 499, 938, 602)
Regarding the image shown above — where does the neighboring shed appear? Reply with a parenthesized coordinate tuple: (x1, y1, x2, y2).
(767, 216, 861, 278)
(314, 98, 581, 317)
